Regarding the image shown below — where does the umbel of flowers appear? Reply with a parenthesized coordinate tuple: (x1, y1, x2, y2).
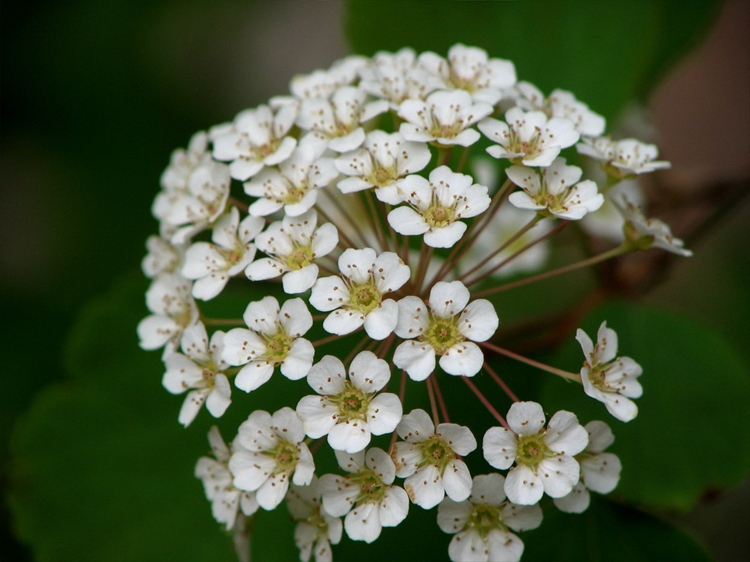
(138, 44, 690, 562)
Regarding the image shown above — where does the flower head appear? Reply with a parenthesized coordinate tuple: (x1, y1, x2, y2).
(618, 198, 693, 257)
(229, 407, 315, 510)
(576, 322, 643, 422)
(577, 137, 671, 177)
(319, 448, 409, 543)
(394, 281, 498, 379)
(437, 473, 543, 562)
(310, 248, 410, 339)
(221, 296, 314, 392)
(479, 107, 580, 167)
(391, 409, 477, 509)
(388, 166, 491, 248)
(297, 351, 402, 453)
(483, 401, 589, 505)
(506, 157, 604, 220)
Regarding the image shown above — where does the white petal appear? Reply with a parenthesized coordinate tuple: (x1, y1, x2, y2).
(280, 338, 314, 380)
(439, 342, 484, 377)
(319, 474, 357, 517)
(442, 460, 472, 502)
(283, 265, 320, 294)
(552, 481, 590, 513)
(388, 206, 429, 236)
(256, 471, 290, 510)
(487, 529, 524, 562)
(396, 409, 435, 441)
(307, 355, 347, 395)
(581, 452, 621, 494)
(437, 498, 472, 534)
(345, 502, 381, 543)
(459, 300, 499, 342)
(538, 455, 580, 498)
(393, 340, 436, 381)
(404, 465, 444, 509)
(323, 308, 366, 335)
(296, 395, 338, 438)
(506, 401, 546, 436)
(349, 350, 391, 392)
(424, 222, 467, 248)
(379, 486, 409, 527)
(470, 473, 506, 505)
(428, 281, 470, 318)
(502, 502, 543, 532)
(328, 420, 372, 454)
(504, 465, 543, 505)
(367, 393, 403, 436)
(449, 530, 487, 562)
(235, 362, 275, 393)
(545, 410, 588, 456)
(482, 427, 517, 470)
(178, 389, 208, 426)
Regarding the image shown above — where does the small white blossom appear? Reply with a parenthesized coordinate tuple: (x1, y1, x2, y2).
(388, 166, 491, 248)
(297, 86, 389, 154)
(513, 81, 606, 137)
(162, 322, 231, 426)
(229, 407, 315, 510)
(483, 401, 589, 505)
(181, 207, 265, 300)
(297, 351, 402, 454)
(245, 210, 339, 294)
(390, 409, 477, 509)
(358, 47, 444, 109)
(137, 273, 199, 357)
(243, 146, 338, 217)
(334, 130, 432, 204)
(310, 248, 410, 340)
(221, 296, 314, 392)
(576, 321, 643, 422)
(479, 107, 580, 167)
(394, 281, 498, 380)
(553, 420, 622, 513)
(195, 426, 259, 529)
(577, 137, 671, 177)
(154, 153, 232, 244)
(437, 473, 543, 562)
(141, 235, 184, 279)
(398, 89, 493, 147)
(617, 198, 693, 256)
(319, 448, 409, 543)
(418, 44, 517, 105)
(506, 157, 604, 220)
(211, 104, 298, 181)
(287, 477, 343, 562)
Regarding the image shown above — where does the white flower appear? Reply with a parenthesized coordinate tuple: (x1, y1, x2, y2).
(418, 44, 517, 105)
(577, 137, 671, 177)
(479, 107, 580, 167)
(394, 281, 498, 380)
(319, 448, 409, 543)
(388, 166, 491, 248)
(229, 407, 315, 510)
(141, 235, 183, 279)
(296, 351, 402, 454)
(159, 131, 209, 193)
(390, 409, 477, 509)
(195, 426, 259, 529)
(398, 89, 493, 147)
(296, 86, 389, 154)
(181, 207, 265, 300)
(221, 296, 314, 393)
(437, 473, 543, 562)
(154, 155, 232, 245)
(211, 104, 298, 181)
(358, 47, 444, 109)
(137, 273, 199, 357)
(334, 130, 432, 204)
(310, 248, 410, 340)
(513, 81, 605, 137)
(287, 477, 343, 562)
(245, 209, 339, 294)
(162, 322, 231, 426)
(576, 321, 643, 422)
(617, 198, 693, 257)
(553, 420, 622, 513)
(483, 401, 589, 505)
(506, 157, 604, 220)
(243, 146, 338, 217)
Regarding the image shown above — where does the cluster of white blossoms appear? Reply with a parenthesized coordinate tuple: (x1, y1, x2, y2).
(138, 44, 691, 562)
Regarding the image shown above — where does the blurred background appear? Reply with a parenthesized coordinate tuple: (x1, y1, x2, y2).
(1, 1, 748, 560)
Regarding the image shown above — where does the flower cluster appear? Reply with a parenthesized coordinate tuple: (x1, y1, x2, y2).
(139, 44, 689, 562)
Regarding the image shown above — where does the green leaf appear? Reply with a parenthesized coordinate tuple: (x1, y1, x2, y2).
(8, 274, 298, 562)
(524, 496, 710, 561)
(345, 0, 717, 123)
(540, 301, 750, 511)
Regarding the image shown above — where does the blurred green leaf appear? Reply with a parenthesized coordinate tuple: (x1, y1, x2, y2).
(345, 0, 717, 123)
(540, 301, 750, 511)
(7, 274, 301, 562)
(524, 496, 710, 561)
